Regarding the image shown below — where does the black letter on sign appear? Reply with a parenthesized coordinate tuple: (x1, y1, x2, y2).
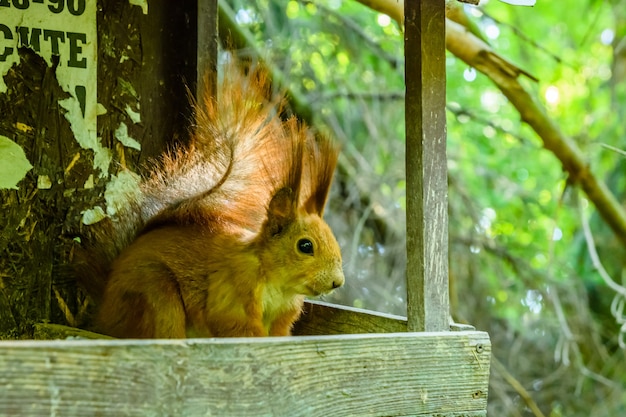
(75, 85, 86, 118)
(67, 32, 86, 68)
(43, 30, 65, 56)
(0, 24, 14, 62)
(67, 0, 86, 15)
(12, 0, 30, 10)
(48, 0, 64, 13)
(16, 27, 42, 52)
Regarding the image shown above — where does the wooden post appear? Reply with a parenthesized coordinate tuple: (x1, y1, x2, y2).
(197, 0, 218, 101)
(405, 0, 450, 332)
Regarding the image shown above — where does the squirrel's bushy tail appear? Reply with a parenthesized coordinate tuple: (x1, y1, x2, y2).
(75, 59, 338, 308)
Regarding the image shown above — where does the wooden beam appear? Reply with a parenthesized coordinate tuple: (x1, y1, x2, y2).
(0, 332, 490, 416)
(405, 0, 450, 331)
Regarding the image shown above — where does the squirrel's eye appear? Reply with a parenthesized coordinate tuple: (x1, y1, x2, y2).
(297, 238, 314, 255)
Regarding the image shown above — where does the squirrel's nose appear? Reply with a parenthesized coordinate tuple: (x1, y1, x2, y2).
(332, 275, 344, 289)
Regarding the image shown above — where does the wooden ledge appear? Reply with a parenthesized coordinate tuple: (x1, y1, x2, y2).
(0, 331, 490, 417)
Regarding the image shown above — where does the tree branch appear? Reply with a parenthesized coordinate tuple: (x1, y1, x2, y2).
(445, 19, 626, 247)
(352, 0, 480, 28)
(352, 0, 626, 247)
(352, 0, 404, 27)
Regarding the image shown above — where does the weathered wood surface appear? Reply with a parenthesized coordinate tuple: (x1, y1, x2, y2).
(99, 0, 198, 159)
(0, 0, 200, 338)
(0, 332, 490, 417)
(405, 0, 450, 332)
(197, 0, 218, 101)
(294, 302, 476, 334)
(32, 323, 115, 340)
(293, 300, 408, 335)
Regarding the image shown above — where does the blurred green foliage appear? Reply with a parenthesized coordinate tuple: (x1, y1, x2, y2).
(226, 0, 626, 415)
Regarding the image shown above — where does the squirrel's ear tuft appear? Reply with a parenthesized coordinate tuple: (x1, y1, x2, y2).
(303, 134, 339, 216)
(266, 187, 296, 236)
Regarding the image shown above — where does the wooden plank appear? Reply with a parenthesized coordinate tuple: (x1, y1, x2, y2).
(293, 300, 408, 335)
(0, 332, 490, 417)
(404, 0, 450, 331)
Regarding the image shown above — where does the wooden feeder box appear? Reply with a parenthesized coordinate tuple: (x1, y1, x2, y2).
(0, 1, 491, 415)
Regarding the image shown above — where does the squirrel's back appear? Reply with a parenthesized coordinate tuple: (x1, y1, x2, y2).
(75, 60, 344, 338)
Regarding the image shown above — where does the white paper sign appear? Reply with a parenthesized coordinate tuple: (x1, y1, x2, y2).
(0, 0, 103, 174)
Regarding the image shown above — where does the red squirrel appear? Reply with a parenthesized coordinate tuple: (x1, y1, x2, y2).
(77, 64, 344, 338)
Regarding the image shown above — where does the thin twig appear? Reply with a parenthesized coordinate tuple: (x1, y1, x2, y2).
(480, 9, 572, 67)
(319, 91, 405, 101)
(302, 0, 402, 70)
(578, 190, 626, 348)
(578, 193, 626, 299)
(446, 103, 534, 145)
(491, 356, 547, 417)
(599, 143, 626, 158)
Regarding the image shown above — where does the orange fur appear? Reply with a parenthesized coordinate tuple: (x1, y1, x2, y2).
(84, 62, 344, 338)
